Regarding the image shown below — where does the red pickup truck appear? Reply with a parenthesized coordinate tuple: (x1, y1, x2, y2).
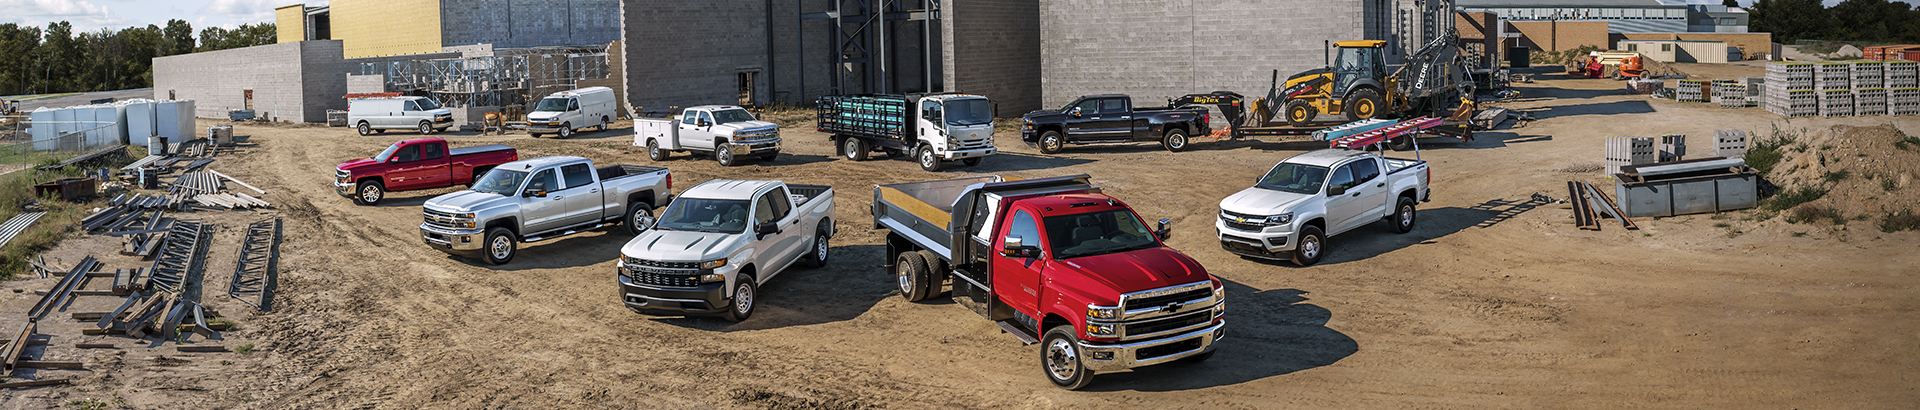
(335, 138, 518, 205)
(875, 175, 1225, 390)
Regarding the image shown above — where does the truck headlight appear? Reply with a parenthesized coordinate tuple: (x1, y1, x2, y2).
(1085, 323, 1116, 337)
(700, 273, 725, 283)
(1266, 213, 1294, 225)
(1213, 301, 1226, 318)
(454, 213, 476, 228)
(700, 258, 728, 269)
(1086, 304, 1121, 320)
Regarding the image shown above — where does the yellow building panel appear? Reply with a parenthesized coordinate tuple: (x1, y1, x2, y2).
(331, 0, 443, 58)
(275, 4, 306, 44)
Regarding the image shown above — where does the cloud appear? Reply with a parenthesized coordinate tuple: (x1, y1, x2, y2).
(198, 0, 280, 26)
(0, 0, 139, 32)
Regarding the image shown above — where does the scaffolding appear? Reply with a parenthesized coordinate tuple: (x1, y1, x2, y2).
(358, 45, 611, 108)
(798, 0, 941, 97)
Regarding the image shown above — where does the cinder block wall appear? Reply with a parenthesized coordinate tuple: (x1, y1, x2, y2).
(1508, 21, 1611, 52)
(1039, 0, 1370, 109)
(442, 0, 620, 50)
(945, 0, 1042, 114)
(154, 41, 331, 122)
(620, 0, 769, 112)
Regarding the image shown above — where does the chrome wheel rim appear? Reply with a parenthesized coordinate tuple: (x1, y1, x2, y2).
(1045, 338, 1079, 381)
(360, 185, 381, 203)
(632, 208, 654, 232)
(921, 149, 936, 167)
(1400, 205, 1414, 228)
(647, 141, 661, 159)
(1169, 134, 1186, 149)
(359, 124, 369, 135)
(718, 146, 733, 164)
(560, 126, 571, 138)
(734, 283, 754, 315)
(490, 235, 512, 260)
(1043, 135, 1061, 152)
(1302, 236, 1320, 259)
(845, 140, 859, 158)
(420, 123, 431, 134)
(815, 235, 829, 261)
(896, 262, 913, 294)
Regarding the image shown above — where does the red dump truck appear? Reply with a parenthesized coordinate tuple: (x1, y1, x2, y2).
(335, 137, 519, 205)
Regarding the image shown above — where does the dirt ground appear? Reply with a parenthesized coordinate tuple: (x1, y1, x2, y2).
(1, 71, 1917, 409)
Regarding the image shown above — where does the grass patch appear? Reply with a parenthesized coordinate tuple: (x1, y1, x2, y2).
(1762, 186, 1826, 211)
(1821, 170, 1852, 183)
(237, 343, 255, 355)
(1745, 124, 1801, 176)
(0, 167, 115, 280)
(1896, 134, 1920, 151)
(1881, 209, 1920, 232)
(1791, 231, 1808, 237)
(750, 102, 818, 128)
(1712, 222, 1731, 228)
(1788, 204, 1846, 225)
(1883, 178, 1898, 192)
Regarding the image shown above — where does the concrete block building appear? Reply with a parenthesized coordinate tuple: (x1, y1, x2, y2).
(152, 41, 457, 122)
(279, 0, 620, 58)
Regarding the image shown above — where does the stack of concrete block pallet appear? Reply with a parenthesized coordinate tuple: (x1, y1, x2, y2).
(1818, 62, 1853, 117)
(1715, 129, 1748, 159)
(1765, 62, 1818, 117)
(1659, 134, 1686, 161)
(1676, 79, 1708, 103)
(1605, 136, 1656, 178)
(1628, 78, 1663, 94)
(1889, 60, 1920, 115)
(1742, 77, 1764, 106)
(1713, 79, 1748, 108)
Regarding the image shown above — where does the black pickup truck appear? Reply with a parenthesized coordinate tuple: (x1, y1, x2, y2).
(1020, 94, 1212, 154)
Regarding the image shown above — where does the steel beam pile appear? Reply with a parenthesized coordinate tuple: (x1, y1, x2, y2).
(163, 171, 270, 210)
(1566, 181, 1637, 231)
(27, 257, 100, 321)
(146, 221, 207, 294)
(228, 218, 281, 311)
(0, 212, 45, 251)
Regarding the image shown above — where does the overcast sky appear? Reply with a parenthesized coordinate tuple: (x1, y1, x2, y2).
(0, 0, 290, 35)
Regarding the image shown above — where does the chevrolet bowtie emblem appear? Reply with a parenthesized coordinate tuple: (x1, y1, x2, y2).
(1161, 302, 1183, 313)
(1233, 217, 1247, 223)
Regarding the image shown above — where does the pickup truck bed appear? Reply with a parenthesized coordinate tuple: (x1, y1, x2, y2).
(450, 144, 515, 157)
(598, 164, 667, 181)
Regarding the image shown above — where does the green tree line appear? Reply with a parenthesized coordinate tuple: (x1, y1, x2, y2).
(0, 20, 274, 97)
(1751, 0, 1920, 44)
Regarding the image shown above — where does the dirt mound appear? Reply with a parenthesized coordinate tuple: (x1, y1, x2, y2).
(1765, 124, 1920, 226)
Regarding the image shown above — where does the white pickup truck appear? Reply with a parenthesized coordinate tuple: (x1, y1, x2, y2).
(616, 179, 834, 322)
(1215, 149, 1429, 266)
(633, 105, 782, 167)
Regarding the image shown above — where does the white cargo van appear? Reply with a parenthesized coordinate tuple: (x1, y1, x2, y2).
(527, 86, 617, 138)
(348, 96, 455, 136)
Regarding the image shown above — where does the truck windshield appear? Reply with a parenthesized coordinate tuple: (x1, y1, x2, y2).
(944, 99, 992, 126)
(710, 109, 759, 125)
(416, 98, 441, 110)
(654, 198, 751, 234)
(1256, 163, 1329, 194)
(373, 143, 403, 163)
(1044, 210, 1159, 259)
(472, 169, 529, 196)
(534, 98, 569, 112)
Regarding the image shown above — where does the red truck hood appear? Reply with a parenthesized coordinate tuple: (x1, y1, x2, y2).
(337, 158, 380, 172)
(1053, 246, 1211, 299)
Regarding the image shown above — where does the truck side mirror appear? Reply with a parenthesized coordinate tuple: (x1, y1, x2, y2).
(1327, 185, 1347, 197)
(525, 183, 548, 198)
(755, 222, 780, 239)
(1155, 218, 1173, 240)
(1069, 107, 1083, 117)
(1001, 235, 1036, 258)
(697, 118, 712, 127)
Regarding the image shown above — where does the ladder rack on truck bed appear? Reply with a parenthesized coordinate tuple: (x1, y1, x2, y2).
(1330, 117, 1441, 149)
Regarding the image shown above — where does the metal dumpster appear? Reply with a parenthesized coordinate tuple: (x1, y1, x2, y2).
(1615, 157, 1757, 218)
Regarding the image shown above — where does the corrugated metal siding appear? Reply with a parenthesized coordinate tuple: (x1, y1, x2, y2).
(1606, 19, 1685, 33)
(334, 0, 444, 58)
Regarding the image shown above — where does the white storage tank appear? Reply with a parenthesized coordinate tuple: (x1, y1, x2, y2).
(125, 101, 154, 146)
(28, 108, 54, 142)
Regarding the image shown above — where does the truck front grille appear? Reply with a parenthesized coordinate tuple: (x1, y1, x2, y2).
(422, 207, 461, 230)
(1219, 209, 1271, 231)
(625, 270, 702, 288)
(623, 258, 703, 288)
(1122, 284, 1213, 312)
(1135, 338, 1202, 360)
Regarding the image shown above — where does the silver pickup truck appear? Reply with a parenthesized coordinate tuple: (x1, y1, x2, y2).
(617, 179, 834, 322)
(421, 156, 673, 265)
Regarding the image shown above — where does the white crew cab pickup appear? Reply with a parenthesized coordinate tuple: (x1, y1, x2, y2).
(617, 179, 834, 322)
(526, 86, 618, 139)
(1216, 149, 1429, 266)
(633, 106, 782, 167)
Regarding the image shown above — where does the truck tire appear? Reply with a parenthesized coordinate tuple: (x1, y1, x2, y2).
(558, 123, 573, 139)
(723, 278, 757, 322)
(916, 249, 946, 290)
(1389, 136, 1415, 151)
(483, 227, 517, 265)
(1038, 130, 1065, 155)
(1345, 89, 1383, 122)
(353, 180, 385, 206)
(1285, 99, 1315, 127)
(896, 251, 932, 302)
(598, 116, 610, 132)
(918, 144, 943, 172)
(841, 137, 869, 161)
(1390, 197, 1417, 234)
(1162, 128, 1189, 152)
(1292, 226, 1325, 267)
(1042, 325, 1095, 390)
(625, 203, 655, 235)
(962, 157, 982, 167)
(419, 121, 434, 135)
(802, 222, 831, 268)
(715, 143, 738, 166)
(646, 139, 669, 161)
(357, 121, 371, 136)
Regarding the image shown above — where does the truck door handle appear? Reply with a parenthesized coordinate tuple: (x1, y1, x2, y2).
(1121, 116, 1131, 119)
(1352, 192, 1361, 197)
(1376, 183, 1385, 188)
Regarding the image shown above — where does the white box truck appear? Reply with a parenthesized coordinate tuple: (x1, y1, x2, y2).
(527, 86, 618, 139)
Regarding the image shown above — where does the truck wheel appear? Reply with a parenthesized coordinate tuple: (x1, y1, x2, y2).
(354, 181, 385, 206)
(715, 143, 738, 166)
(841, 137, 869, 161)
(357, 121, 371, 136)
(916, 249, 946, 292)
(1285, 100, 1315, 127)
(1042, 325, 1095, 390)
(419, 121, 434, 135)
(598, 116, 610, 132)
(483, 227, 517, 265)
(1292, 226, 1325, 267)
(918, 144, 943, 172)
(1391, 197, 1417, 234)
(802, 224, 830, 268)
(1345, 89, 1383, 122)
(1389, 136, 1415, 151)
(1038, 131, 1065, 155)
(962, 157, 982, 166)
(558, 123, 573, 139)
(896, 251, 932, 302)
(723, 279, 757, 322)
(625, 203, 654, 235)
(646, 139, 669, 161)
(1162, 128, 1189, 152)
